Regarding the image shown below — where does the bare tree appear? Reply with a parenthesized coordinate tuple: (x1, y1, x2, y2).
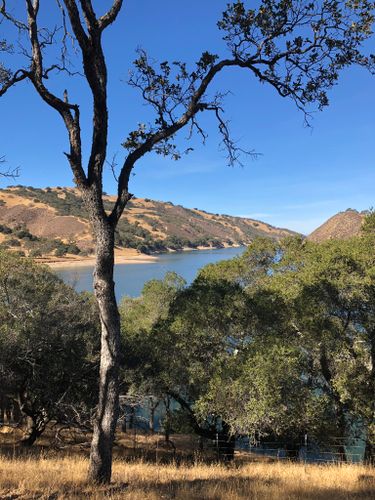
(0, 155, 19, 178)
(0, 0, 374, 484)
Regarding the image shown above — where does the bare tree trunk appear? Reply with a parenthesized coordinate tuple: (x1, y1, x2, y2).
(18, 391, 47, 447)
(88, 219, 121, 484)
(149, 402, 155, 434)
(218, 422, 235, 462)
(128, 406, 135, 430)
(148, 397, 159, 434)
(164, 396, 171, 443)
(364, 440, 375, 465)
(365, 337, 375, 465)
(20, 415, 40, 447)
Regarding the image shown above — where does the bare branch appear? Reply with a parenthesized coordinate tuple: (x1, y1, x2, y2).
(24, 0, 86, 186)
(0, 156, 19, 178)
(106, 154, 119, 183)
(62, 0, 89, 51)
(0, 1, 28, 31)
(98, 0, 123, 31)
(201, 103, 259, 167)
(55, 0, 83, 70)
(0, 68, 29, 96)
(78, 0, 98, 34)
(62, 1, 110, 189)
(110, 1, 374, 222)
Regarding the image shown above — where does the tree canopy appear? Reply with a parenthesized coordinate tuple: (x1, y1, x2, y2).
(0, 251, 99, 445)
(120, 225, 375, 462)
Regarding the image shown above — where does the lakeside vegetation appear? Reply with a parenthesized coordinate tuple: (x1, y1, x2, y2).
(1, 212, 374, 468)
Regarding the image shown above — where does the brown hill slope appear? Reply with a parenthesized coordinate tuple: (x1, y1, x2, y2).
(308, 209, 366, 242)
(0, 186, 296, 260)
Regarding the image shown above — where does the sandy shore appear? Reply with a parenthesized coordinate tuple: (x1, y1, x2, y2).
(39, 244, 243, 269)
(41, 249, 158, 270)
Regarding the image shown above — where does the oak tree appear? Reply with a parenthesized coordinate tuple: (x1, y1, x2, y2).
(0, 251, 99, 446)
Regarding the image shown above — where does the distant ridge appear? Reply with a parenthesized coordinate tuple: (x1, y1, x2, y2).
(308, 209, 366, 242)
(0, 186, 297, 260)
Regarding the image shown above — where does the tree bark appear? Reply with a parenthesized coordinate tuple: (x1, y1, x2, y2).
(364, 440, 375, 465)
(365, 333, 375, 465)
(17, 390, 47, 446)
(148, 397, 159, 434)
(217, 422, 235, 462)
(20, 415, 41, 447)
(128, 406, 135, 430)
(164, 396, 171, 443)
(87, 218, 121, 484)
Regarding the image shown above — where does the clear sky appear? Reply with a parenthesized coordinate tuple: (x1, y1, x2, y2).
(1, 1, 374, 234)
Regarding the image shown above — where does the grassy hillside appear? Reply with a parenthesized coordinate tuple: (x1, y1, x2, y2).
(308, 209, 366, 242)
(0, 186, 296, 259)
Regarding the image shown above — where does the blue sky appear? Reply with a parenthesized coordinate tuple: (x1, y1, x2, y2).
(0, 0, 374, 234)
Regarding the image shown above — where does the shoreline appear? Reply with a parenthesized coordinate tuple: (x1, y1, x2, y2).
(42, 251, 159, 270)
(42, 244, 245, 270)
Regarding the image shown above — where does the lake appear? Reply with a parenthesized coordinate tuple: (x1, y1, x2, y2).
(56, 246, 245, 298)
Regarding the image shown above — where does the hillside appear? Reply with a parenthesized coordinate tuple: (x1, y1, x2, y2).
(308, 209, 366, 242)
(0, 186, 296, 262)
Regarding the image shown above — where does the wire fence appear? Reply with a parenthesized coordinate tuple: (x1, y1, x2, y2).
(235, 437, 367, 464)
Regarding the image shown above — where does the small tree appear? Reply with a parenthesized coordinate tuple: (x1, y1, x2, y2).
(122, 272, 251, 460)
(1, 0, 374, 483)
(0, 251, 99, 445)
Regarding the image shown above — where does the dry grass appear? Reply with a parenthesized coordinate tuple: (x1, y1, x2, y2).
(0, 454, 374, 499)
(1, 428, 374, 498)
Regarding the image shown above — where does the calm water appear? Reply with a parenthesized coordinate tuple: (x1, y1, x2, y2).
(56, 246, 245, 299)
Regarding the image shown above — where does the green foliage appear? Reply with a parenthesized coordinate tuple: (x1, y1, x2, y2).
(6, 238, 21, 247)
(0, 251, 99, 436)
(13, 227, 38, 241)
(120, 271, 250, 437)
(29, 248, 42, 258)
(362, 208, 375, 234)
(124, 0, 375, 169)
(6, 186, 89, 218)
(119, 272, 186, 403)
(218, 1, 375, 111)
(197, 343, 334, 444)
(0, 224, 12, 234)
(121, 232, 375, 454)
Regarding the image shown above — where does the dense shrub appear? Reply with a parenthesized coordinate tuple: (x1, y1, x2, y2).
(0, 224, 12, 234)
(6, 238, 21, 247)
(55, 247, 66, 257)
(29, 249, 42, 257)
(0, 250, 99, 445)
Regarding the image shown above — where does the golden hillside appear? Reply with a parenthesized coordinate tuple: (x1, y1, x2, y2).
(0, 186, 296, 260)
(308, 209, 366, 242)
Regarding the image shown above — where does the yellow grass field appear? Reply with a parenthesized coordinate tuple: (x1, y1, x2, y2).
(1, 429, 374, 498)
(0, 456, 374, 499)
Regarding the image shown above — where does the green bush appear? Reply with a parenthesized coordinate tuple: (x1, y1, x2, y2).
(29, 249, 42, 257)
(6, 238, 21, 247)
(14, 228, 38, 240)
(55, 247, 67, 257)
(0, 224, 12, 234)
(66, 243, 81, 255)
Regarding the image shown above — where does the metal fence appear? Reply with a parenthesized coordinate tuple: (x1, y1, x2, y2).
(236, 437, 366, 464)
